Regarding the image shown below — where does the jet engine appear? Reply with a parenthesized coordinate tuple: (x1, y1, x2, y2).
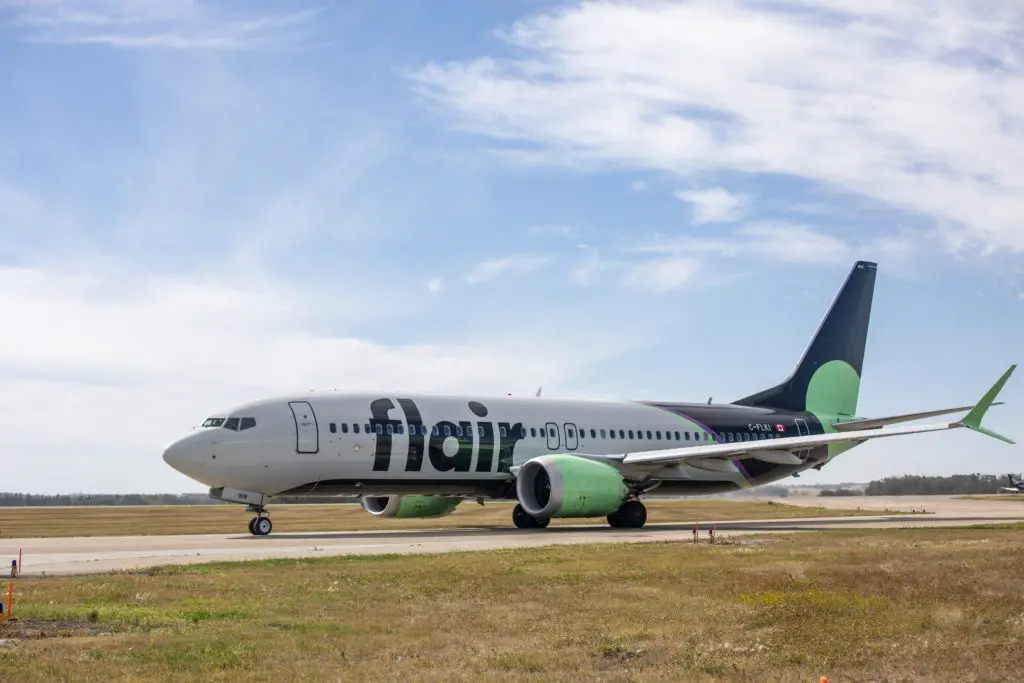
(515, 454, 629, 519)
(360, 495, 462, 518)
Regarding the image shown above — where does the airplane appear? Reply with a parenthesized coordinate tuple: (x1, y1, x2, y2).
(999, 474, 1024, 493)
(161, 260, 1017, 536)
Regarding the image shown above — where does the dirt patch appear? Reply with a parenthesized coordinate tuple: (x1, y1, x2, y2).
(0, 618, 113, 641)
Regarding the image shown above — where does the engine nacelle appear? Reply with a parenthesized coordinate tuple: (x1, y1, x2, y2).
(516, 454, 629, 519)
(360, 495, 462, 519)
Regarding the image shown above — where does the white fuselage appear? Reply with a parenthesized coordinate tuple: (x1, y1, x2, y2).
(162, 391, 805, 498)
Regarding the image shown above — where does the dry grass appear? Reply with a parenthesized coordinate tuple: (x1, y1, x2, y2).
(1, 524, 1022, 682)
(0, 498, 881, 539)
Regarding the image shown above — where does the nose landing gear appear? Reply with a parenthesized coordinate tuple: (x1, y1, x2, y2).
(246, 504, 272, 536)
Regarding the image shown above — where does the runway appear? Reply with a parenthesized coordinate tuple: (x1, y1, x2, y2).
(7, 495, 1024, 577)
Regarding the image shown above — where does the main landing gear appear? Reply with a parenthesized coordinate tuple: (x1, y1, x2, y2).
(510, 500, 648, 529)
(246, 504, 272, 536)
(512, 503, 549, 529)
(607, 500, 647, 529)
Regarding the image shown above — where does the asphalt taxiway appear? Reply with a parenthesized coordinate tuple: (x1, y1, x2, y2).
(6, 495, 1024, 577)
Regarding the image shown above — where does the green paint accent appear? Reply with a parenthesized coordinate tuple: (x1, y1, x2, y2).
(959, 365, 1016, 444)
(545, 454, 629, 518)
(805, 360, 860, 417)
(807, 409, 858, 460)
(395, 495, 462, 518)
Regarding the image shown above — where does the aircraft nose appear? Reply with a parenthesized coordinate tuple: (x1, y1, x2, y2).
(162, 436, 206, 480)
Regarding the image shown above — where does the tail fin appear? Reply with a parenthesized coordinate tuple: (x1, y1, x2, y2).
(733, 260, 877, 417)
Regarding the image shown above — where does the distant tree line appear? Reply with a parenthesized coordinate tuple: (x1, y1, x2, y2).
(863, 473, 1011, 496)
(819, 488, 862, 497)
(0, 492, 361, 506)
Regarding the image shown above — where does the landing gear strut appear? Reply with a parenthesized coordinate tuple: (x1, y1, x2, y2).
(246, 504, 272, 536)
(607, 499, 647, 529)
(512, 503, 549, 529)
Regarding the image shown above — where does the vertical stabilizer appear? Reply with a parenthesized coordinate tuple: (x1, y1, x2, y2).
(733, 261, 876, 417)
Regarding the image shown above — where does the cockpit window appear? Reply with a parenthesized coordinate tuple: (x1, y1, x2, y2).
(224, 417, 240, 430)
(239, 417, 256, 430)
(202, 417, 225, 428)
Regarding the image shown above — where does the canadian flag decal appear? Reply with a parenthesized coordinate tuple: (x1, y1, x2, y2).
(775, 424, 785, 432)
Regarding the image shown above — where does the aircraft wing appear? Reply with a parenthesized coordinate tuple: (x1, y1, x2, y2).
(831, 403, 1003, 432)
(612, 364, 1016, 469)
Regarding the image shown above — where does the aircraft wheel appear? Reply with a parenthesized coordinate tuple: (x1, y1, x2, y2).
(513, 503, 548, 529)
(608, 500, 647, 529)
(254, 516, 273, 536)
(248, 517, 259, 535)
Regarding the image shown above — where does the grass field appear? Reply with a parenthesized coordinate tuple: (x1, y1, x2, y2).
(0, 498, 886, 539)
(1, 525, 1022, 681)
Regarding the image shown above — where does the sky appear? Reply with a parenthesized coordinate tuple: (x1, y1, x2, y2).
(1, 0, 1022, 494)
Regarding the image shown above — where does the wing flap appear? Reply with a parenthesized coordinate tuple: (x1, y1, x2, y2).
(621, 421, 954, 466)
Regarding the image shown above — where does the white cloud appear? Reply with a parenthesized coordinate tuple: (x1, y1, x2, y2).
(622, 256, 700, 293)
(636, 222, 852, 265)
(426, 277, 444, 294)
(411, 1, 1024, 254)
(465, 253, 550, 283)
(7, 0, 326, 50)
(530, 224, 578, 238)
(0, 262, 625, 493)
(675, 187, 747, 224)
(571, 244, 605, 286)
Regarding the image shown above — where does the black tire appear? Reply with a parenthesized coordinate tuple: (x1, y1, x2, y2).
(608, 500, 647, 529)
(255, 517, 272, 536)
(513, 503, 549, 529)
(248, 517, 259, 535)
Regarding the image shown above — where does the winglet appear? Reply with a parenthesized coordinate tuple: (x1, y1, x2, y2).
(958, 364, 1016, 444)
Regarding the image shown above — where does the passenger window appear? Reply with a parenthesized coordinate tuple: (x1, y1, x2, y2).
(365, 423, 371, 433)
(655, 430, 661, 440)
(530, 427, 536, 437)
(224, 417, 240, 430)
(628, 430, 634, 439)
(353, 424, 360, 434)
(590, 429, 596, 438)
(342, 423, 349, 434)
(609, 430, 615, 439)
(685, 432, 690, 441)
(376, 424, 384, 435)
(500, 426, 507, 438)
(329, 423, 337, 434)
(619, 430, 625, 439)
(444, 425, 451, 437)
(567, 428, 574, 438)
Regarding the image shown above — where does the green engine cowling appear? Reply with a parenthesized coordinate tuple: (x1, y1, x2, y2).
(360, 495, 462, 518)
(516, 454, 629, 519)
